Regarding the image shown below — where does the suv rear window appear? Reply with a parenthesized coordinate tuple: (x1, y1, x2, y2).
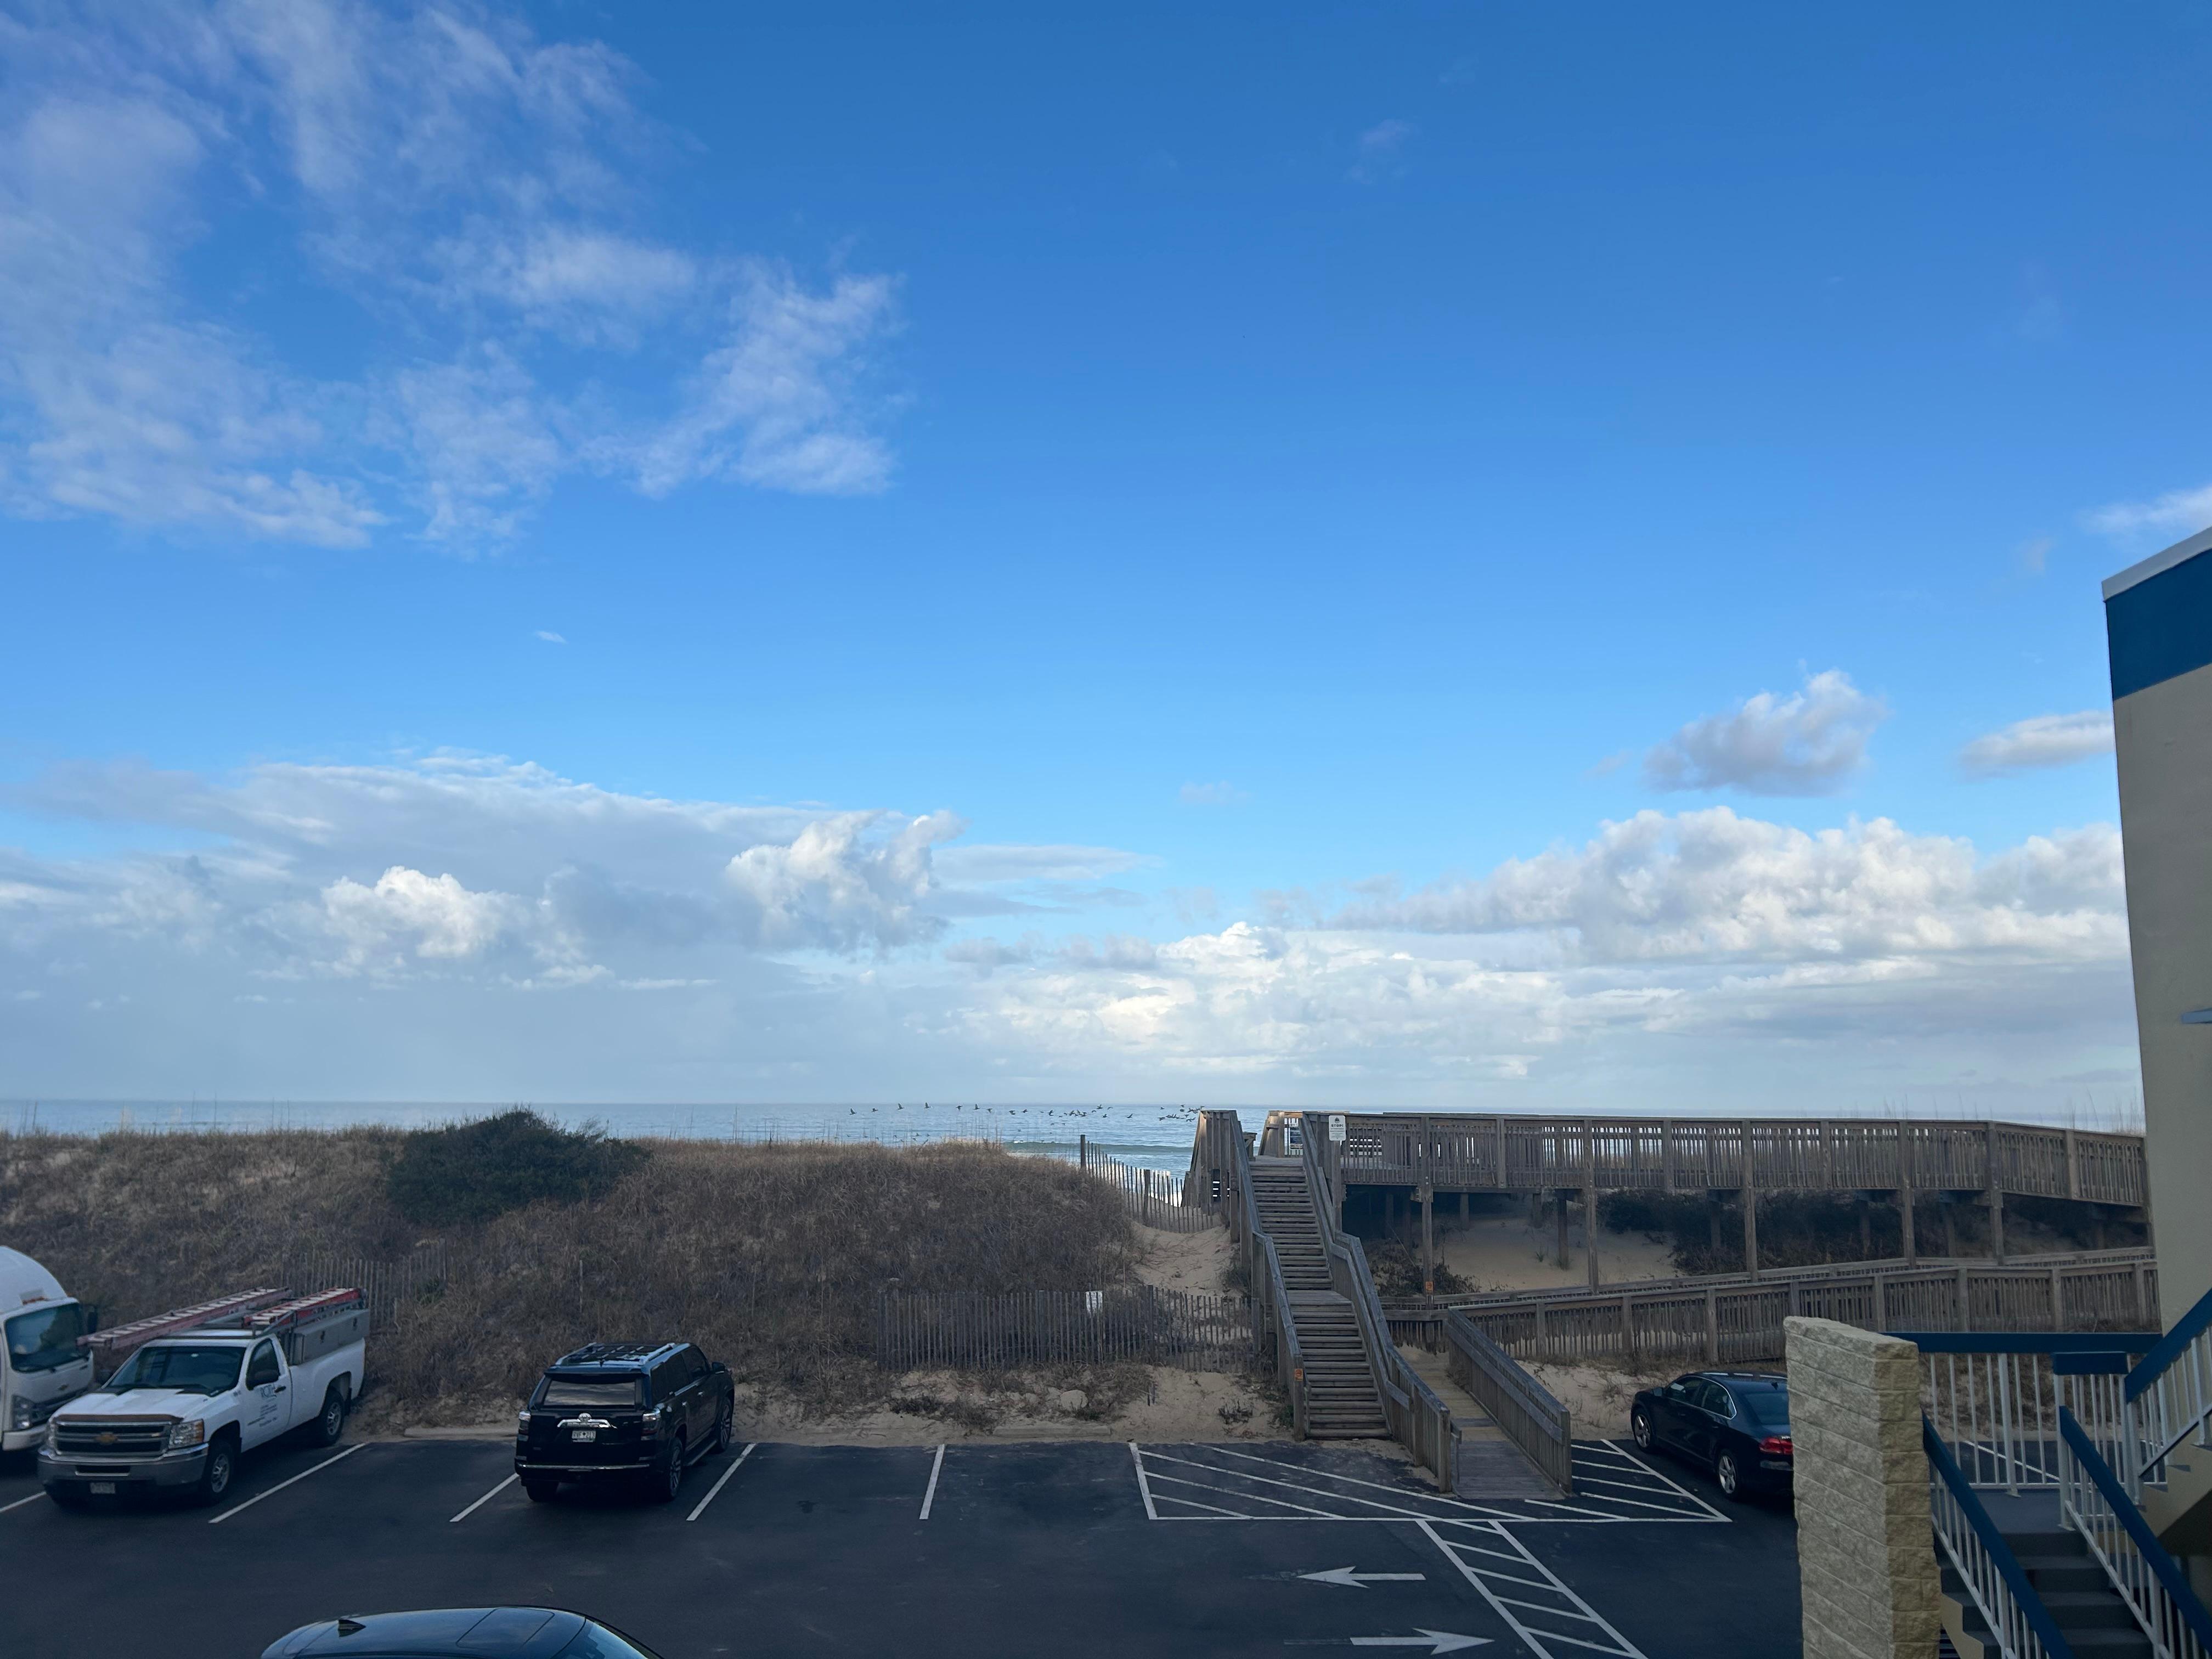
(538, 1376, 641, 1409)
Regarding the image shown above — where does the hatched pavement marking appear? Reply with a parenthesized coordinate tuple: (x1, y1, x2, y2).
(1419, 1520, 1647, 1659)
(1135, 1443, 1724, 1525)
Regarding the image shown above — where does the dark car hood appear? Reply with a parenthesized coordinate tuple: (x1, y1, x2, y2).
(264, 1607, 585, 1657)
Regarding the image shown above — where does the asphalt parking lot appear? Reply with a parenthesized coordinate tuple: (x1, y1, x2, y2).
(2, 1433, 1799, 1658)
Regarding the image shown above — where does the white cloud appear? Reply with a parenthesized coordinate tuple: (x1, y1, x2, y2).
(318, 865, 527, 974)
(0, 762, 2138, 1107)
(0, 3, 903, 549)
(934, 812, 2131, 1092)
(636, 265, 901, 496)
(725, 810, 964, 950)
(535, 630, 566, 645)
(1642, 669, 1887, 795)
(1180, 781, 1249, 806)
(1960, 712, 2114, 777)
(1348, 119, 1414, 183)
(1327, 808, 2123, 965)
(381, 347, 568, 543)
(2084, 482, 2212, 542)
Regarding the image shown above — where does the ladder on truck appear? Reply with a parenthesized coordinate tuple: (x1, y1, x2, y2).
(245, 1289, 365, 1334)
(79, 1289, 290, 1372)
(77, 1286, 367, 1373)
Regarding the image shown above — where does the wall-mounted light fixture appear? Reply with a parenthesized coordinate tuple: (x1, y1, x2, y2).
(2183, 1009, 2212, 1025)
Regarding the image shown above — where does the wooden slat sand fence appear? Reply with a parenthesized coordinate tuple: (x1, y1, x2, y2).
(1079, 1142, 1222, 1233)
(281, 1246, 452, 1335)
(874, 1286, 1254, 1372)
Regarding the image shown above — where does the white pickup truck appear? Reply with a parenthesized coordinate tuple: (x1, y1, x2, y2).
(39, 1288, 365, 1508)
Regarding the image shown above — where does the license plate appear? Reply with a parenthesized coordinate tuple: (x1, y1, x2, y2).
(88, 1482, 116, 1494)
(570, 1429, 597, 1442)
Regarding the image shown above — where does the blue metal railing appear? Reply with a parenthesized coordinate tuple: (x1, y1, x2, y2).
(1926, 1416, 2076, 1659)
(2058, 1407, 2212, 1659)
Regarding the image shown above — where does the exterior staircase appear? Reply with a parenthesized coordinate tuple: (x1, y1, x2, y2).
(1251, 1157, 1389, 1438)
(1940, 1521, 2151, 1658)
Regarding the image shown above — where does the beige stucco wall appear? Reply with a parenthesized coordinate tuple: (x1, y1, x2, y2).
(1786, 1316, 1938, 1659)
(2112, 657, 2212, 1322)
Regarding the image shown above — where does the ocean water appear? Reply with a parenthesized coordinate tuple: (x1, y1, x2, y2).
(0, 1098, 1259, 1173)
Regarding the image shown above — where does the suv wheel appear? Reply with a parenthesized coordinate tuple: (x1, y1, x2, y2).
(1716, 1449, 1743, 1500)
(523, 1477, 560, 1503)
(710, 1398, 733, 1457)
(654, 1437, 687, 1503)
(1630, 1408, 1653, 1452)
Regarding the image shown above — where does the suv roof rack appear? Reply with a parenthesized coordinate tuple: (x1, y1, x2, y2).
(551, 1341, 682, 1368)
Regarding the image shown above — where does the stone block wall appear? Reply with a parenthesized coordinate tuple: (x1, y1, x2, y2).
(1785, 1315, 1937, 1659)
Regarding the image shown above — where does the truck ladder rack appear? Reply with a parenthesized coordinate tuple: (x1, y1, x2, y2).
(78, 1288, 291, 1367)
(246, 1288, 364, 1334)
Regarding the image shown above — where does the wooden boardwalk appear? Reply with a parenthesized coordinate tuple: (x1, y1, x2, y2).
(1322, 1113, 2146, 1207)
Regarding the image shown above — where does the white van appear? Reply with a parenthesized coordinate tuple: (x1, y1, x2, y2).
(1, 1248, 94, 1453)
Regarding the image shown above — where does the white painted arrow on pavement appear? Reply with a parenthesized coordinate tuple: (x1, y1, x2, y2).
(1289, 1634, 1489, 1654)
(1350, 1635, 1487, 1654)
(1300, 1568, 1429, 1589)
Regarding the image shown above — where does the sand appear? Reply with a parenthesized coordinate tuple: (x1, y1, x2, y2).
(1132, 1218, 1237, 1295)
(1431, 1207, 1683, 1294)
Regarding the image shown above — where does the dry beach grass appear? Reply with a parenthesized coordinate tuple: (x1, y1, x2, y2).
(0, 1127, 1174, 1432)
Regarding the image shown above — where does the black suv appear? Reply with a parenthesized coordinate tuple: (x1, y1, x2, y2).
(514, 1342, 736, 1504)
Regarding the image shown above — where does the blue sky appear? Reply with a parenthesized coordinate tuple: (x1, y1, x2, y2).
(1, 1, 2202, 1112)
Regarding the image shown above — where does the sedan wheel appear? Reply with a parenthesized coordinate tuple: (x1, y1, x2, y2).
(1716, 1450, 1743, 1500)
(1630, 1409, 1653, 1452)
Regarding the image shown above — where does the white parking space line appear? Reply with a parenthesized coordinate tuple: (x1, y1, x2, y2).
(2, 1491, 46, 1515)
(918, 1444, 945, 1519)
(1129, 1441, 1158, 1521)
(209, 1443, 369, 1526)
(449, 1472, 516, 1524)
(685, 1442, 757, 1522)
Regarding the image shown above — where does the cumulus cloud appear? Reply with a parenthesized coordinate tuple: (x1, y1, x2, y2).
(1959, 712, 2114, 777)
(2084, 482, 2212, 542)
(1327, 808, 2123, 964)
(725, 810, 964, 950)
(318, 866, 528, 974)
(0, 2, 902, 549)
(933, 811, 2131, 1091)
(1642, 669, 1887, 795)
(0, 763, 2138, 1105)
(0, 756, 1071, 977)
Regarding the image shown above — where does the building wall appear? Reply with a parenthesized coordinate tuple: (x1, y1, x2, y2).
(2106, 535, 2212, 1329)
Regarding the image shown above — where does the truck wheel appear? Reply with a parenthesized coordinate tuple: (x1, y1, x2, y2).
(46, 1485, 89, 1511)
(652, 1438, 686, 1503)
(191, 1436, 238, 1508)
(710, 1398, 733, 1456)
(523, 1477, 560, 1503)
(309, 1384, 348, 1447)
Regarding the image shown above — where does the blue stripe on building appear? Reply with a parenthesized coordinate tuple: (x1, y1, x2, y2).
(2108, 547, 2212, 701)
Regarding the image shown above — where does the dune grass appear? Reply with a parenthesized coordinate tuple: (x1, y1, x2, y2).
(0, 1129, 1138, 1424)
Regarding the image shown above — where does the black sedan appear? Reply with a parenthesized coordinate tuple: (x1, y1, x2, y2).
(1629, 1370, 1793, 1500)
(262, 1609, 658, 1658)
